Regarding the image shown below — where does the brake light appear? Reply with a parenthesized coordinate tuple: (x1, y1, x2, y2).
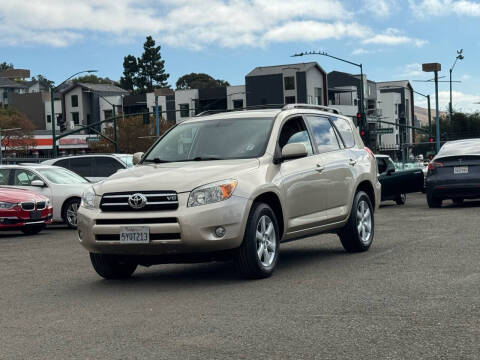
(364, 147, 374, 157)
(428, 161, 443, 171)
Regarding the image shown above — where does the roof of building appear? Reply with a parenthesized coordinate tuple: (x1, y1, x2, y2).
(246, 62, 326, 77)
(0, 69, 30, 79)
(0, 77, 28, 89)
(377, 80, 413, 90)
(61, 82, 129, 95)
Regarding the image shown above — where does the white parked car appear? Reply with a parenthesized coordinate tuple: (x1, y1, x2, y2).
(0, 165, 91, 228)
(42, 154, 133, 182)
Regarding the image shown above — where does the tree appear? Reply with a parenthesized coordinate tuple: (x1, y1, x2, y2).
(0, 108, 37, 155)
(176, 73, 230, 90)
(0, 62, 14, 71)
(31, 74, 54, 88)
(137, 36, 169, 92)
(120, 55, 138, 91)
(73, 74, 118, 85)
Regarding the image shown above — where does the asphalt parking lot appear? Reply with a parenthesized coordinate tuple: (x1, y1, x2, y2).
(1, 193, 479, 359)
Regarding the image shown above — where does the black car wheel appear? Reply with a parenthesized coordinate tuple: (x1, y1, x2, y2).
(338, 191, 374, 253)
(395, 194, 407, 205)
(90, 253, 137, 279)
(62, 198, 80, 229)
(427, 193, 442, 208)
(234, 202, 280, 279)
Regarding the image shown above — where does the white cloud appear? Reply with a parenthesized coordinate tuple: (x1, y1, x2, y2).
(363, 0, 397, 17)
(409, 0, 480, 17)
(362, 28, 428, 47)
(415, 91, 480, 112)
(0, 0, 427, 50)
(398, 63, 425, 78)
(352, 48, 381, 55)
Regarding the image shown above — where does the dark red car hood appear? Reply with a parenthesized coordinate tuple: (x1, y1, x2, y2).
(0, 187, 48, 203)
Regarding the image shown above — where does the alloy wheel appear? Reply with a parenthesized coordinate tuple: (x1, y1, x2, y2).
(356, 200, 372, 244)
(256, 215, 276, 267)
(67, 201, 79, 227)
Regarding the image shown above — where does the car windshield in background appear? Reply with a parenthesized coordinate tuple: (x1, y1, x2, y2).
(37, 168, 90, 184)
(116, 155, 133, 167)
(144, 118, 275, 162)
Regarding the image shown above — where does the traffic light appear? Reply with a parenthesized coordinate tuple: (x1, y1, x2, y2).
(429, 136, 434, 143)
(57, 114, 66, 132)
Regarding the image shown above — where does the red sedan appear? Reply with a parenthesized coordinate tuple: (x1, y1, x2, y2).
(0, 187, 53, 235)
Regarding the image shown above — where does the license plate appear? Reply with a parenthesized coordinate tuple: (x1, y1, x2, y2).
(119, 226, 150, 243)
(30, 210, 42, 220)
(454, 166, 468, 174)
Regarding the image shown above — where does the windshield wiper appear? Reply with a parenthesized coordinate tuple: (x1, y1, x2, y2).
(143, 158, 171, 163)
(190, 156, 224, 161)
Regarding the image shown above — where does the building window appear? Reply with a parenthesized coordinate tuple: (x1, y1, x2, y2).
(2, 91, 7, 99)
(71, 95, 78, 107)
(284, 76, 295, 91)
(47, 115, 51, 123)
(284, 96, 296, 104)
(72, 112, 80, 125)
(314, 88, 322, 105)
(179, 104, 189, 118)
(307, 95, 313, 104)
(233, 99, 243, 109)
(104, 109, 113, 120)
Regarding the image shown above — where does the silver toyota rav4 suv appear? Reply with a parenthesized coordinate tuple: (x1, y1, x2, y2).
(78, 104, 381, 280)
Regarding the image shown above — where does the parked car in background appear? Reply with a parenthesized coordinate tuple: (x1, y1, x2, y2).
(426, 138, 480, 208)
(0, 165, 91, 228)
(376, 154, 424, 205)
(78, 104, 381, 280)
(43, 154, 133, 182)
(0, 187, 53, 235)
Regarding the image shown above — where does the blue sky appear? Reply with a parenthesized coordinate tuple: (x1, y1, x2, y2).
(1, 0, 479, 111)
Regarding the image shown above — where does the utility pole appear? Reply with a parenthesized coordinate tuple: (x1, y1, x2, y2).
(422, 63, 442, 153)
(155, 95, 160, 138)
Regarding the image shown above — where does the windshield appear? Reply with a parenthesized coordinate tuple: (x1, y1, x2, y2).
(37, 168, 90, 184)
(116, 155, 133, 167)
(144, 117, 275, 162)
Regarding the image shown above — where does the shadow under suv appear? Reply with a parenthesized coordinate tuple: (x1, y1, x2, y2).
(78, 104, 381, 280)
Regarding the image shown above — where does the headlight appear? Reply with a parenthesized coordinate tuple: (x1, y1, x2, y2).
(81, 186, 96, 209)
(187, 179, 237, 207)
(0, 201, 17, 209)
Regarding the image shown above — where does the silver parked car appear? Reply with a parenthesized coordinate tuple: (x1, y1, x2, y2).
(78, 105, 381, 280)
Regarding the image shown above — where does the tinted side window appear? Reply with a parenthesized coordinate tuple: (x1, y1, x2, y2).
(94, 157, 124, 177)
(331, 116, 355, 148)
(69, 158, 92, 178)
(377, 158, 387, 174)
(54, 159, 70, 169)
(305, 116, 340, 153)
(279, 117, 314, 156)
(0, 169, 11, 185)
(13, 170, 41, 186)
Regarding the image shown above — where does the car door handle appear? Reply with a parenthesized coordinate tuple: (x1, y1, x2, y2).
(349, 159, 357, 166)
(315, 164, 325, 172)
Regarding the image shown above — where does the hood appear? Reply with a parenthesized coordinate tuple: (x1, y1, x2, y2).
(0, 187, 48, 203)
(93, 159, 260, 195)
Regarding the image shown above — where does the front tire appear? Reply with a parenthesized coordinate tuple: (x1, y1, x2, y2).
(427, 193, 442, 208)
(395, 193, 407, 205)
(21, 224, 45, 235)
(90, 253, 137, 279)
(234, 203, 280, 279)
(62, 198, 80, 229)
(338, 191, 374, 253)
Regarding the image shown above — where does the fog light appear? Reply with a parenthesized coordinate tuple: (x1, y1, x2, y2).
(215, 226, 226, 238)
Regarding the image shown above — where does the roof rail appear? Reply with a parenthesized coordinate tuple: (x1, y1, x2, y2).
(282, 104, 342, 115)
(195, 104, 285, 117)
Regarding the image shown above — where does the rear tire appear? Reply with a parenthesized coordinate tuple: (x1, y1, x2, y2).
(427, 193, 442, 208)
(21, 224, 45, 235)
(90, 253, 137, 279)
(395, 194, 407, 205)
(338, 191, 374, 253)
(452, 198, 464, 206)
(234, 203, 280, 279)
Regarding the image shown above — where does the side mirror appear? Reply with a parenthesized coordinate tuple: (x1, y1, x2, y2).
(281, 143, 308, 161)
(132, 152, 144, 165)
(31, 179, 45, 187)
(387, 168, 395, 175)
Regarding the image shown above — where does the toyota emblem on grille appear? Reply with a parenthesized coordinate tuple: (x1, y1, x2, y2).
(128, 193, 147, 209)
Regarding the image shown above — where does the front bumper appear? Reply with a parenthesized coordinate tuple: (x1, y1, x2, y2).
(374, 180, 382, 210)
(0, 207, 53, 229)
(77, 193, 251, 255)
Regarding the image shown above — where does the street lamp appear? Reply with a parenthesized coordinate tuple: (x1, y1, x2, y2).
(0, 128, 21, 165)
(49, 70, 98, 157)
(449, 49, 464, 124)
(291, 51, 365, 130)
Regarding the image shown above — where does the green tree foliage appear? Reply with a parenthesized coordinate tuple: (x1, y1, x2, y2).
(176, 73, 230, 90)
(119, 55, 138, 91)
(0, 108, 37, 154)
(438, 111, 480, 140)
(137, 36, 169, 92)
(73, 74, 118, 85)
(0, 62, 14, 71)
(31, 74, 54, 88)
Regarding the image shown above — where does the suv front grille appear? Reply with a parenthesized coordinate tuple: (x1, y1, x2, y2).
(100, 191, 179, 212)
